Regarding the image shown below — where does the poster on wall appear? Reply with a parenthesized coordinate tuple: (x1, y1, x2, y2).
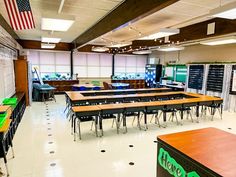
(232, 70, 236, 92)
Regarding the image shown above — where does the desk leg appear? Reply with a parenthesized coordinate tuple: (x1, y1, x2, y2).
(99, 115, 103, 137)
(52, 91, 56, 102)
(71, 114, 74, 135)
(116, 113, 120, 134)
(42, 93, 45, 104)
(73, 117, 77, 141)
(196, 105, 199, 123)
(144, 112, 147, 131)
(123, 114, 127, 133)
(162, 111, 167, 128)
(95, 116, 98, 137)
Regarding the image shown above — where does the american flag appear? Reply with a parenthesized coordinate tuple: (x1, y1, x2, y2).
(4, 0, 35, 30)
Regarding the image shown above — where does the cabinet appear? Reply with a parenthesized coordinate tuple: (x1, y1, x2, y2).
(111, 79, 145, 89)
(43, 80, 79, 93)
(14, 58, 29, 105)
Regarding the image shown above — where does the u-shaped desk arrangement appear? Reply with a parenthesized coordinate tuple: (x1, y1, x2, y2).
(65, 88, 223, 141)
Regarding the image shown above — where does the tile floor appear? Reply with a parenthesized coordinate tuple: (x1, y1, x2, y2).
(1, 95, 236, 177)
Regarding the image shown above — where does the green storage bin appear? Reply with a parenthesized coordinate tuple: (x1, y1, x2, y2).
(2, 97, 18, 105)
(0, 113, 7, 127)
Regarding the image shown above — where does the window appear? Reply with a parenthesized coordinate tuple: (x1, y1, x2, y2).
(114, 54, 147, 78)
(73, 52, 112, 78)
(28, 50, 71, 79)
(0, 44, 16, 102)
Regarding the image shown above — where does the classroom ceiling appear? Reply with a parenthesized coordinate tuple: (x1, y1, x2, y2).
(0, 0, 124, 42)
(90, 0, 236, 46)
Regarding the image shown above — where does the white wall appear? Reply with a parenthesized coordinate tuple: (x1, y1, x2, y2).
(149, 44, 236, 64)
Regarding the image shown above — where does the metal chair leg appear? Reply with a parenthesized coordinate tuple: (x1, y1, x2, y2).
(77, 120, 82, 140)
(155, 114, 161, 127)
(5, 163, 9, 177)
(90, 121, 94, 131)
(149, 114, 155, 123)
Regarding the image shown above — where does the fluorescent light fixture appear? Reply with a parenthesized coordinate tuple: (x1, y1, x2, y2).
(41, 43, 56, 49)
(41, 18, 74, 31)
(139, 28, 180, 40)
(200, 36, 236, 46)
(41, 37, 61, 43)
(107, 42, 132, 48)
(211, 1, 236, 19)
(91, 46, 109, 52)
(157, 46, 185, 52)
(133, 50, 152, 54)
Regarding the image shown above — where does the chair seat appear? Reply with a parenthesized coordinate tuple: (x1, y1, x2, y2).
(79, 116, 94, 122)
(124, 112, 139, 117)
(101, 114, 116, 119)
(162, 109, 177, 113)
(177, 107, 191, 111)
(143, 110, 158, 114)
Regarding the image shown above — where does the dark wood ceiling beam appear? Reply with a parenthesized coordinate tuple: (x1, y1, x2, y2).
(132, 18, 236, 47)
(18, 40, 73, 51)
(73, 0, 179, 49)
(0, 14, 19, 40)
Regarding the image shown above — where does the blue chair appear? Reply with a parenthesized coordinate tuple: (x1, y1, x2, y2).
(79, 86, 87, 91)
(93, 86, 101, 90)
(72, 86, 80, 91)
(116, 86, 124, 90)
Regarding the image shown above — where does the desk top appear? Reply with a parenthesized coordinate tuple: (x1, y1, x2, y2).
(0, 106, 12, 132)
(72, 105, 101, 112)
(157, 128, 236, 177)
(66, 91, 185, 102)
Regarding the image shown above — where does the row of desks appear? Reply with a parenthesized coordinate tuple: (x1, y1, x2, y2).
(66, 88, 171, 101)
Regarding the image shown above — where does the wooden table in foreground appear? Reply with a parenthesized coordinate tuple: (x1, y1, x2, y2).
(157, 127, 236, 177)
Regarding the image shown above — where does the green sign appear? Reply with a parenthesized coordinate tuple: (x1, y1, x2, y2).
(158, 148, 200, 177)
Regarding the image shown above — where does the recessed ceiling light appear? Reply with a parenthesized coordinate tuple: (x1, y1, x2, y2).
(133, 50, 152, 54)
(41, 43, 56, 49)
(41, 37, 61, 43)
(200, 36, 236, 46)
(107, 42, 132, 48)
(41, 18, 74, 31)
(156, 46, 184, 52)
(91, 46, 109, 52)
(139, 28, 180, 40)
(210, 1, 236, 19)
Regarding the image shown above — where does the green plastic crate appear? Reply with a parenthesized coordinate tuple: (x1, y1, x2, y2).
(0, 113, 7, 127)
(2, 97, 18, 105)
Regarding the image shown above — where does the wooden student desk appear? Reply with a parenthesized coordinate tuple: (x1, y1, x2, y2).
(0, 106, 13, 176)
(66, 87, 171, 99)
(71, 93, 223, 140)
(157, 128, 236, 177)
(66, 91, 188, 103)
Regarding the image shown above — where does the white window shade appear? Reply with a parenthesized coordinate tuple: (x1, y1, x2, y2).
(55, 52, 70, 65)
(56, 66, 70, 73)
(40, 51, 55, 64)
(29, 51, 39, 64)
(137, 56, 147, 67)
(100, 67, 112, 77)
(87, 67, 100, 77)
(73, 53, 87, 65)
(87, 53, 100, 66)
(126, 56, 137, 67)
(115, 55, 126, 67)
(73, 52, 112, 78)
(100, 54, 112, 66)
(74, 66, 87, 77)
(40, 65, 55, 72)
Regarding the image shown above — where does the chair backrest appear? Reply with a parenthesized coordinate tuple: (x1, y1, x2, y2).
(72, 86, 80, 91)
(79, 86, 87, 91)
(103, 82, 109, 90)
(93, 86, 101, 90)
